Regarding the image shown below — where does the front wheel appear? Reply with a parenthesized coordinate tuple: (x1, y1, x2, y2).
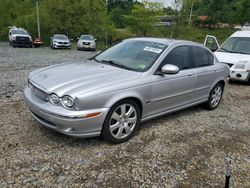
(102, 100, 140, 144)
(205, 83, 224, 110)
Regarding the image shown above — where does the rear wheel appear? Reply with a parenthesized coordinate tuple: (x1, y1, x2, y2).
(247, 75, 250, 85)
(102, 100, 140, 144)
(205, 83, 224, 110)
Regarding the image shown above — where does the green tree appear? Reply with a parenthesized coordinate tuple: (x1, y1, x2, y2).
(126, 1, 163, 36)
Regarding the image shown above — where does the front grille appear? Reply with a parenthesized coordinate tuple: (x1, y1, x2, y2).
(30, 83, 48, 101)
(83, 42, 90, 45)
(58, 42, 68, 45)
(16, 36, 29, 41)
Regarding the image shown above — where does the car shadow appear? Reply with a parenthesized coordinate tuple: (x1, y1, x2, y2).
(37, 105, 205, 147)
(229, 80, 249, 86)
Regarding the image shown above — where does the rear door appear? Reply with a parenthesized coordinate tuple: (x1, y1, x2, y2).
(191, 46, 217, 100)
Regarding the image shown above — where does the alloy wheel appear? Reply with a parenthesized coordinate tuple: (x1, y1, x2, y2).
(109, 104, 137, 140)
(210, 85, 222, 108)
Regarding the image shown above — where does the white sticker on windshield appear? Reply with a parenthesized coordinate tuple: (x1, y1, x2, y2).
(143, 47, 162, 54)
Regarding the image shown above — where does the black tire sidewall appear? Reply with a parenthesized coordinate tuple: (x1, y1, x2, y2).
(207, 83, 224, 110)
(101, 99, 141, 144)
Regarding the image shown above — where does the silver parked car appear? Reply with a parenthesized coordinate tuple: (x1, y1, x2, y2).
(51, 34, 71, 49)
(24, 38, 229, 143)
(77, 35, 96, 51)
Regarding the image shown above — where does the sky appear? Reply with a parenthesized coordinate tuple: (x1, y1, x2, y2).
(138, 0, 173, 8)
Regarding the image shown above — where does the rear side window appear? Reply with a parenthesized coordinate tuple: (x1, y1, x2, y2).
(191, 46, 214, 67)
(161, 46, 191, 70)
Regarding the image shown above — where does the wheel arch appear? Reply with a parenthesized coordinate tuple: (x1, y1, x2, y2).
(104, 93, 144, 116)
(210, 79, 226, 93)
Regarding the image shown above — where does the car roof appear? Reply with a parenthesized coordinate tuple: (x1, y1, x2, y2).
(11, 29, 24, 31)
(230, 31, 250, 38)
(127, 37, 201, 47)
(54, 34, 67, 37)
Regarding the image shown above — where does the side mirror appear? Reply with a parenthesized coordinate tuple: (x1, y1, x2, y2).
(161, 64, 179, 74)
(51, 37, 53, 40)
(95, 39, 97, 41)
(77, 37, 79, 40)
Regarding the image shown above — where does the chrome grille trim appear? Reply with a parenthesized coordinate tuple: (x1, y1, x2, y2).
(29, 80, 48, 101)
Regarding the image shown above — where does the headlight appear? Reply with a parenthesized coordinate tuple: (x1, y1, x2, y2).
(234, 63, 246, 70)
(61, 95, 74, 108)
(53, 40, 58, 43)
(12, 36, 16, 41)
(49, 94, 59, 104)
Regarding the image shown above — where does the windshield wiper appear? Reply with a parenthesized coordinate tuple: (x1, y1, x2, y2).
(218, 48, 249, 54)
(218, 48, 233, 53)
(232, 51, 249, 55)
(100, 60, 133, 71)
(89, 57, 100, 62)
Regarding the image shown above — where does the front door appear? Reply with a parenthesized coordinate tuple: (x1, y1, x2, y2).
(147, 46, 196, 117)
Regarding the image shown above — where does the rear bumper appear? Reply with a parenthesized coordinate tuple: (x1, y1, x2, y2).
(23, 87, 109, 137)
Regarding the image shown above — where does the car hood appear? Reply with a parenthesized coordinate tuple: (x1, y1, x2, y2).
(54, 39, 70, 42)
(79, 39, 95, 43)
(12, 34, 31, 37)
(214, 51, 250, 65)
(29, 60, 142, 97)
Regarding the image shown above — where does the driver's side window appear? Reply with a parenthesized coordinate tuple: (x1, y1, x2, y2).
(160, 46, 191, 70)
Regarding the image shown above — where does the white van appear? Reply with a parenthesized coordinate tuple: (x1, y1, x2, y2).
(204, 30, 250, 84)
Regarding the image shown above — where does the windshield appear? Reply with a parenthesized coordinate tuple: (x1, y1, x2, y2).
(80, 35, 94, 40)
(218, 37, 250, 55)
(11, 30, 28, 35)
(95, 40, 167, 72)
(54, 35, 68, 40)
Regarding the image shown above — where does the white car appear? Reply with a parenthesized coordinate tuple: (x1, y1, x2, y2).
(77, 35, 96, 51)
(204, 31, 250, 84)
(8, 26, 32, 48)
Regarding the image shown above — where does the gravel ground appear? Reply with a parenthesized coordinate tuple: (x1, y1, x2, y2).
(0, 42, 249, 188)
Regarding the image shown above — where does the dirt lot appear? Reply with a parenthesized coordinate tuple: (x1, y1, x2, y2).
(0, 42, 249, 187)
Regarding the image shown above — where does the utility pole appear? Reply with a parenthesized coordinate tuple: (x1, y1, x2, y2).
(188, 1, 194, 28)
(36, 0, 41, 39)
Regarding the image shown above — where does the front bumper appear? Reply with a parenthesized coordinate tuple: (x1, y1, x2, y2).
(77, 44, 96, 50)
(12, 40, 32, 47)
(54, 43, 71, 49)
(23, 87, 109, 137)
(230, 69, 250, 82)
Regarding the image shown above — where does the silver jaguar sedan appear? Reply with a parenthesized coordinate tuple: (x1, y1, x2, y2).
(24, 38, 230, 143)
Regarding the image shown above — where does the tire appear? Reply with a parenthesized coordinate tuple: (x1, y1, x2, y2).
(247, 75, 250, 85)
(205, 83, 224, 110)
(102, 99, 141, 144)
